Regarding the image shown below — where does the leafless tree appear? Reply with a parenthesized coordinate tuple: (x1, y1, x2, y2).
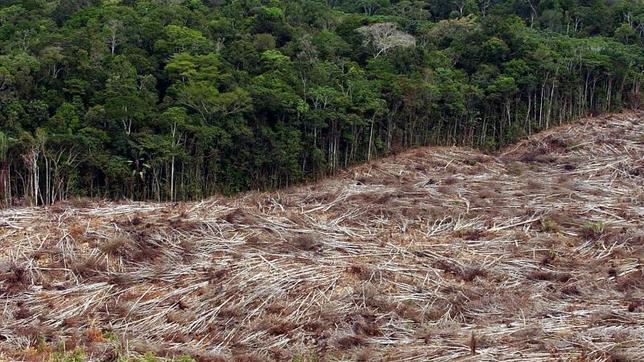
(356, 23, 416, 59)
(479, 0, 492, 17)
(454, 0, 467, 16)
(106, 19, 123, 55)
(524, 0, 538, 27)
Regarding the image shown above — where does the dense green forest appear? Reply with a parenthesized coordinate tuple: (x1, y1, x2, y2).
(0, 0, 642, 204)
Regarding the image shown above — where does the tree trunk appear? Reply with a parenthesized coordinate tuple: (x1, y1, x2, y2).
(0, 162, 6, 206)
(170, 155, 175, 202)
(368, 117, 374, 161)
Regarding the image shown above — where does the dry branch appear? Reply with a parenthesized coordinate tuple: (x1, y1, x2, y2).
(0, 111, 643, 361)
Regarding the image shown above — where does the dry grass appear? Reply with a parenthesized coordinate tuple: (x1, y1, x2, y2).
(0, 111, 643, 361)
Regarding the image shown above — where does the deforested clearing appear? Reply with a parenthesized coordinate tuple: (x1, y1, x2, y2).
(1, 111, 642, 361)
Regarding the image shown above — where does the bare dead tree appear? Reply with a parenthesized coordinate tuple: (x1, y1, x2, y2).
(356, 23, 416, 59)
(480, 0, 492, 17)
(106, 19, 123, 55)
(524, 0, 538, 27)
(454, 0, 467, 16)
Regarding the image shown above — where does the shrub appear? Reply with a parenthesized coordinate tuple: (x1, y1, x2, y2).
(175, 355, 196, 362)
(52, 348, 85, 362)
(540, 218, 560, 233)
(139, 352, 160, 362)
(580, 221, 605, 239)
(506, 162, 523, 176)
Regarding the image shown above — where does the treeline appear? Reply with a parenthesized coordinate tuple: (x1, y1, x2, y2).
(0, 0, 642, 204)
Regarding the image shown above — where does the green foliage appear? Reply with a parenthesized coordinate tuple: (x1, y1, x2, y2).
(51, 348, 85, 362)
(161, 25, 211, 54)
(580, 221, 606, 239)
(174, 355, 196, 362)
(0, 131, 8, 161)
(0, 0, 641, 204)
(138, 352, 159, 362)
(103, 330, 118, 341)
(540, 218, 561, 233)
(261, 49, 291, 64)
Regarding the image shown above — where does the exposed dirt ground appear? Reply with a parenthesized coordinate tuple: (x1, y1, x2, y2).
(1, 111, 642, 361)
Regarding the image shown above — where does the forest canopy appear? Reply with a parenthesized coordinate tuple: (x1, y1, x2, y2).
(0, 0, 642, 204)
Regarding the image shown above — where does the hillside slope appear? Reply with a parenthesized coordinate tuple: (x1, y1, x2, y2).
(1, 112, 642, 361)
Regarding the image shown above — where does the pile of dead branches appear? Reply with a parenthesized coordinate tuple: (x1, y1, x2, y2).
(1, 111, 642, 361)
